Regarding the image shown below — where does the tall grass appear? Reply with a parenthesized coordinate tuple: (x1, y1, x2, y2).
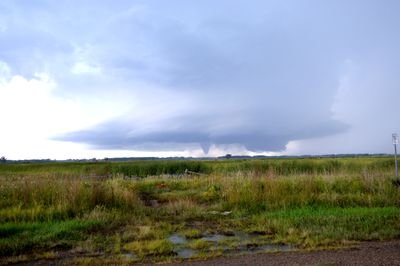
(0, 176, 142, 222)
(0, 157, 399, 259)
(1, 158, 398, 223)
(0, 157, 395, 178)
(248, 207, 400, 248)
(219, 174, 400, 213)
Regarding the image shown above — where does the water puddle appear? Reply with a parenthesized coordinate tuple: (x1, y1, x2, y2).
(168, 234, 197, 259)
(234, 231, 256, 240)
(121, 252, 137, 260)
(201, 234, 225, 242)
(177, 248, 197, 258)
(168, 234, 187, 245)
(168, 231, 294, 259)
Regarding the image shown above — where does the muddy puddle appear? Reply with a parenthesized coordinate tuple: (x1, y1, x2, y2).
(169, 234, 187, 245)
(121, 252, 137, 260)
(168, 231, 294, 259)
(177, 248, 197, 259)
(201, 234, 225, 242)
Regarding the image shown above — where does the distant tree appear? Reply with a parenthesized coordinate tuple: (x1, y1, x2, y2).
(225, 154, 232, 159)
(0, 156, 6, 163)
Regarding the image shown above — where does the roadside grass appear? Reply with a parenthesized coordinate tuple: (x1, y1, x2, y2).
(245, 207, 400, 248)
(0, 176, 144, 223)
(220, 174, 400, 213)
(0, 157, 399, 263)
(0, 219, 103, 256)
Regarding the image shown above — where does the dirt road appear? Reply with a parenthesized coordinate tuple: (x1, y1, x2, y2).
(163, 240, 400, 266)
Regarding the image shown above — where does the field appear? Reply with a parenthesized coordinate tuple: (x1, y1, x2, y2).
(0, 157, 399, 265)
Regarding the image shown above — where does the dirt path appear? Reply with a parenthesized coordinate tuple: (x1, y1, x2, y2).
(161, 240, 400, 266)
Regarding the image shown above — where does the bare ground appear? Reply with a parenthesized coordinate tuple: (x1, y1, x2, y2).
(160, 240, 400, 266)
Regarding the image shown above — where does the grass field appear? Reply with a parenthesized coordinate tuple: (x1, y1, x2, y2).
(0, 157, 399, 264)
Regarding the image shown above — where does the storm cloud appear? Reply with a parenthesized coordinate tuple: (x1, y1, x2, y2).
(1, 0, 399, 158)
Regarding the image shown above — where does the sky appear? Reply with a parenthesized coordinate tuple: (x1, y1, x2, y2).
(0, 0, 399, 159)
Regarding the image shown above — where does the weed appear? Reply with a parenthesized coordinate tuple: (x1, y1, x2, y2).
(188, 239, 212, 250)
(181, 228, 202, 239)
(124, 239, 174, 257)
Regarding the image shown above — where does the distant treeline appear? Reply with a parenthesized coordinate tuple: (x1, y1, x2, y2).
(0, 156, 395, 178)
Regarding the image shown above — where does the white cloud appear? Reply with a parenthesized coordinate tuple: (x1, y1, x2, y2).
(0, 68, 128, 159)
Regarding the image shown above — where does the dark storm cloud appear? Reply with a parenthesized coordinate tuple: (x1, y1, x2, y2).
(55, 0, 350, 152)
(60, 112, 347, 152)
(2, 0, 400, 154)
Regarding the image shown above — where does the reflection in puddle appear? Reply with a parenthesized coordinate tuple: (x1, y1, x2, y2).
(177, 248, 197, 258)
(168, 231, 294, 259)
(168, 234, 187, 245)
(201, 234, 225, 242)
(168, 234, 197, 259)
(121, 252, 137, 260)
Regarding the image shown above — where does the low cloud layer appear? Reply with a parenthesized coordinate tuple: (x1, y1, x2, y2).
(1, 0, 399, 158)
(61, 114, 347, 153)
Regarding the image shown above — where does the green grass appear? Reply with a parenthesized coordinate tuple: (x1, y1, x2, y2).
(188, 239, 212, 250)
(0, 157, 399, 263)
(124, 239, 175, 257)
(0, 156, 396, 178)
(247, 207, 400, 248)
(0, 220, 103, 256)
(181, 228, 202, 239)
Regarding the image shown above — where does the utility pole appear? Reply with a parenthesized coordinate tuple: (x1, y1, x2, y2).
(393, 133, 398, 177)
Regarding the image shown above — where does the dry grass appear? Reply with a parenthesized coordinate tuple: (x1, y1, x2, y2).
(0, 157, 399, 261)
(0, 176, 143, 222)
